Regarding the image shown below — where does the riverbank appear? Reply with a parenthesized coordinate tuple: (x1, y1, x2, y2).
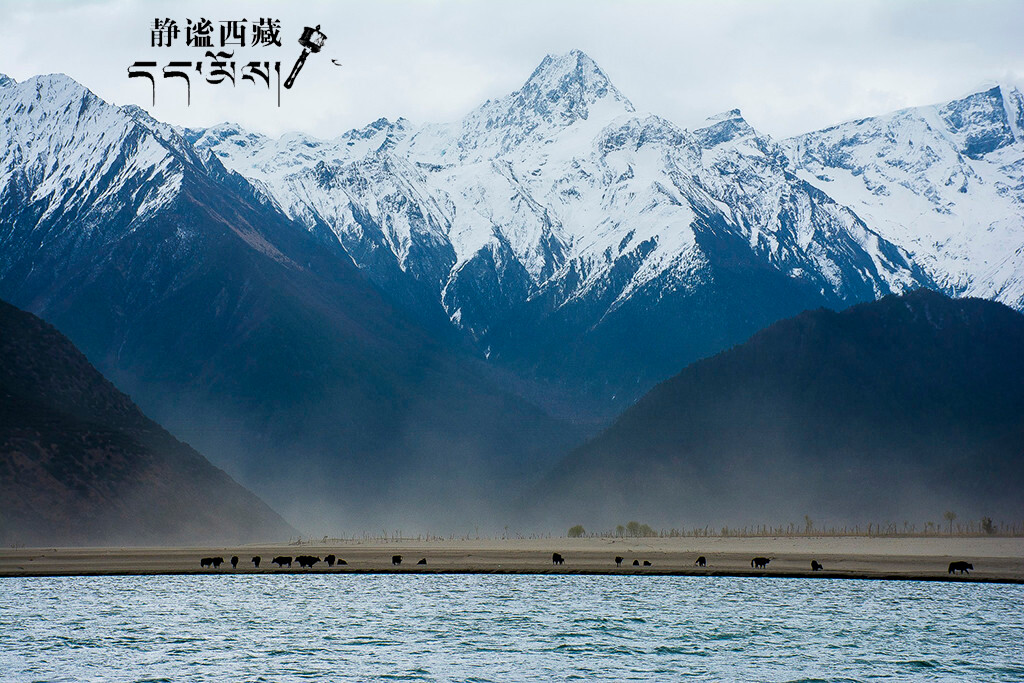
(2, 536, 1021, 582)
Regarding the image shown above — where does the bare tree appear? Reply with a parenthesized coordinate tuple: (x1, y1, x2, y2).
(943, 510, 957, 535)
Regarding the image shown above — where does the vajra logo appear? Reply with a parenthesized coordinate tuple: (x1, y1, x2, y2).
(128, 18, 331, 107)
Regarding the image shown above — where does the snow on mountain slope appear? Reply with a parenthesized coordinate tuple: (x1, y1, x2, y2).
(694, 109, 924, 299)
(785, 85, 1024, 308)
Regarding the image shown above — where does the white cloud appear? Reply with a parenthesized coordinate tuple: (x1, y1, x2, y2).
(1, 0, 1022, 138)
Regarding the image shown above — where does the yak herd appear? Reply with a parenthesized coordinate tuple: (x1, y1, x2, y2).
(197, 553, 976, 576)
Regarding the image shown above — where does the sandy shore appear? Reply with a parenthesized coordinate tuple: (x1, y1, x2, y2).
(1, 536, 1021, 583)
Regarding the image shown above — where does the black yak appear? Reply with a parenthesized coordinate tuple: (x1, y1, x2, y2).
(252, 556, 261, 568)
(643, 560, 652, 567)
(751, 557, 770, 569)
(948, 561, 973, 574)
(417, 558, 427, 565)
(633, 559, 640, 566)
(230, 556, 239, 569)
(336, 559, 347, 566)
(325, 554, 336, 567)
(695, 556, 707, 567)
(811, 560, 823, 571)
(296, 555, 320, 568)
(392, 555, 403, 566)
(272, 556, 292, 568)
(615, 556, 623, 567)
(211, 557, 224, 568)
(200, 557, 214, 568)
(552, 552, 564, 565)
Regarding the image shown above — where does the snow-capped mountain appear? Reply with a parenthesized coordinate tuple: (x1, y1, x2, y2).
(194, 50, 945, 409)
(785, 84, 1024, 308)
(4, 55, 1023, 527)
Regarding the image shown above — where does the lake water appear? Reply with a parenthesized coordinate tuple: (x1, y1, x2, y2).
(1, 574, 1022, 681)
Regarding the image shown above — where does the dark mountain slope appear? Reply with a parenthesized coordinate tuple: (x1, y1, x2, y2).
(0, 298, 297, 546)
(538, 290, 1024, 528)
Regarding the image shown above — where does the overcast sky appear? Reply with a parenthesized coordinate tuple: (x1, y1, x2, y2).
(2, 0, 1022, 140)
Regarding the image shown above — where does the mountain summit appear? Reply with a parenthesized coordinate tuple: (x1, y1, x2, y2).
(515, 49, 633, 122)
(439, 49, 635, 160)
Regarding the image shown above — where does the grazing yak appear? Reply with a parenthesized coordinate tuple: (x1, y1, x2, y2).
(392, 555, 403, 566)
(252, 556, 261, 568)
(272, 556, 293, 568)
(633, 559, 640, 566)
(230, 556, 239, 569)
(811, 560, 823, 571)
(615, 556, 624, 567)
(643, 560, 652, 567)
(695, 556, 707, 567)
(200, 557, 215, 568)
(325, 554, 336, 567)
(552, 552, 565, 565)
(210, 557, 224, 568)
(948, 561, 973, 575)
(751, 557, 770, 569)
(417, 558, 427, 565)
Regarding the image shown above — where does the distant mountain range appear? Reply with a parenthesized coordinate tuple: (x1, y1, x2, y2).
(0, 298, 295, 545)
(1, 53, 1022, 535)
(536, 290, 1024, 528)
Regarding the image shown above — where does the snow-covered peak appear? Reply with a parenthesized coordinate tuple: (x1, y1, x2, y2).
(432, 50, 635, 161)
(704, 108, 744, 124)
(693, 108, 759, 148)
(521, 49, 631, 111)
(0, 72, 193, 248)
(937, 85, 1023, 158)
(341, 116, 411, 142)
(10, 72, 98, 110)
(0, 73, 15, 88)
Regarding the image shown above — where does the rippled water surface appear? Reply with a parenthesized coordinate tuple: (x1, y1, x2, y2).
(2, 574, 1022, 681)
